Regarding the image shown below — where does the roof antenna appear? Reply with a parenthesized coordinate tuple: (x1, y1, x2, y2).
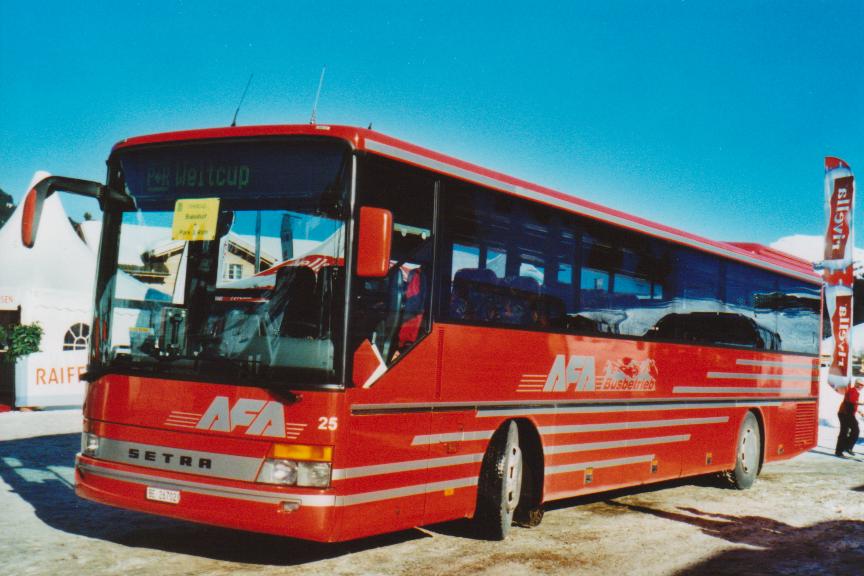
(310, 66, 327, 125)
(230, 73, 254, 127)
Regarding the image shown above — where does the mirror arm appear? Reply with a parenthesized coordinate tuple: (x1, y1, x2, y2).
(35, 176, 135, 211)
(98, 185, 136, 211)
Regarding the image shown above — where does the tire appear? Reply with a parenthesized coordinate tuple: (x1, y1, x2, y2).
(725, 411, 761, 490)
(475, 421, 523, 540)
(514, 502, 544, 528)
(514, 432, 544, 528)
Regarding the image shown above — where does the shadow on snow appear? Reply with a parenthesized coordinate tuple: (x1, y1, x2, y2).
(423, 473, 727, 540)
(606, 501, 864, 575)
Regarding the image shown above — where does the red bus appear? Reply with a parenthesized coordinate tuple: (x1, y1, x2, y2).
(22, 124, 821, 542)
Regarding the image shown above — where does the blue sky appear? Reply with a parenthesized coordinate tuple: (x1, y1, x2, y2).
(1, 1, 862, 245)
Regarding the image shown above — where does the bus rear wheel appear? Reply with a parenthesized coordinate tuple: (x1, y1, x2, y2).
(724, 411, 761, 490)
(475, 421, 523, 540)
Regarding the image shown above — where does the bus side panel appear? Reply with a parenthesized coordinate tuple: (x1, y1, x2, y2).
(421, 408, 484, 525)
(438, 325, 687, 503)
(678, 407, 739, 478)
(432, 324, 817, 506)
(760, 401, 817, 463)
(338, 335, 438, 541)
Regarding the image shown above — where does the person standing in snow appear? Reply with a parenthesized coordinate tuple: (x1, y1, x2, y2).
(836, 379, 863, 457)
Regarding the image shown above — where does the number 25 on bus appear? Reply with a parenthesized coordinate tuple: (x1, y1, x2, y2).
(21, 124, 821, 542)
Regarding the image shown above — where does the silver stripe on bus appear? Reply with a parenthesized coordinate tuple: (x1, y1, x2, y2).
(340, 435, 690, 482)
(543, 434, 690, 455)
(538, 416, 728, 436)
(364, 139, 817, 282)
(411, 430, 496, 446)
(79, 461, 478, 508)
(706, 372, 815, 383)
(478, 404, 626, 417)
(340, 432, 697, 483)
(476, 397, 815, 418)
(91, 438, 263, 482)
(354, 394, 817, 416)
(77, 461, 337, 507)
(673, 386, 811, 394)
(332, 453, 485, 481)
(735, 359, 816, 369)
(546, 454, 656, 476)
(334, 477, 478, 506)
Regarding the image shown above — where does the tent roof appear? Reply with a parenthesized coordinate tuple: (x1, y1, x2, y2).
(0, 175, 96, 295)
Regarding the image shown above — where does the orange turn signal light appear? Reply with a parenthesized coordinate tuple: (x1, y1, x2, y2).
(269, 444, 333, 462)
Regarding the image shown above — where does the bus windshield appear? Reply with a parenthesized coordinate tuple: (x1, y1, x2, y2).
(92, 139, 351, 387)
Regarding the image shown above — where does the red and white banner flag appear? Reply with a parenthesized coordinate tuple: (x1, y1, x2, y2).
(823, 157, 855, 390)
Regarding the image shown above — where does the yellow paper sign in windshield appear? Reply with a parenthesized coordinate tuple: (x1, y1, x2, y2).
(172, 198, 220, 241)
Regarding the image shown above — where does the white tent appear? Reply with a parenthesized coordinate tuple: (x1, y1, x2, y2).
(0, 172, 96, 408)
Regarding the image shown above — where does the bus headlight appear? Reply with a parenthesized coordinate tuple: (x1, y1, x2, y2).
(256, 444, 333, 488)
(81, 432, 101, 457)
(257, 460, 331, 487)
(297, 462, 332, 488)
(260, 459, 299, 485)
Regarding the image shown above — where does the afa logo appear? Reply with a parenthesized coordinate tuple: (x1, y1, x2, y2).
(524, 355, 659, 393)
(196, 396, 286, 437)
(542, 355, 595, 392)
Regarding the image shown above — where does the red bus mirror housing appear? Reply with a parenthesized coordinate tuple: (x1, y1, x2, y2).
(20, 185, 45, 248)
(20, 174, 133, 248)
(357, 207, 392, 278)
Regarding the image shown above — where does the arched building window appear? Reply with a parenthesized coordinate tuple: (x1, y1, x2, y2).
(64, 323, 90, 351)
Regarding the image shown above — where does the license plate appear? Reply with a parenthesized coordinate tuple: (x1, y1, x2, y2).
(146, 486, 180, 504)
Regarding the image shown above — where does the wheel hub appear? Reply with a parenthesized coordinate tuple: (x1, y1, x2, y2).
(502, 425, 523, 514)
(740, 425, 758, 474)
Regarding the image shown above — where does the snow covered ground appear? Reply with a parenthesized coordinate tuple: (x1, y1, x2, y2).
(0, 408, 82, 441)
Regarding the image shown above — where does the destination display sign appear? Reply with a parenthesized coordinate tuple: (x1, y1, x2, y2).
(147, 162, 251, 194)
(116, 140, 349, 205)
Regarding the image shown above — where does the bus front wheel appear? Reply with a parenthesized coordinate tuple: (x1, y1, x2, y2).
(475, 421, 523, 540)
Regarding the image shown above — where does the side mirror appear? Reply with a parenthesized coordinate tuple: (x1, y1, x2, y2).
(356, 207, 392, 278)
(21, 174, 134, 248)
(20, 186, 45, 249)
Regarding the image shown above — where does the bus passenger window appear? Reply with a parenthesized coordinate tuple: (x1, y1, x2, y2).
(580, 268, 610, 310)
(487, 247, 507, 278)
(451, 244, 480, 279)
(450, 268, 499, 322)
(501, 275, 541, 326)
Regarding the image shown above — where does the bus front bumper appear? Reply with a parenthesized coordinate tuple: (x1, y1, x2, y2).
(75, 454, 340, 542)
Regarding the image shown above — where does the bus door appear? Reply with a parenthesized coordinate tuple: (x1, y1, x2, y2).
(341, 155, 438, 539)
